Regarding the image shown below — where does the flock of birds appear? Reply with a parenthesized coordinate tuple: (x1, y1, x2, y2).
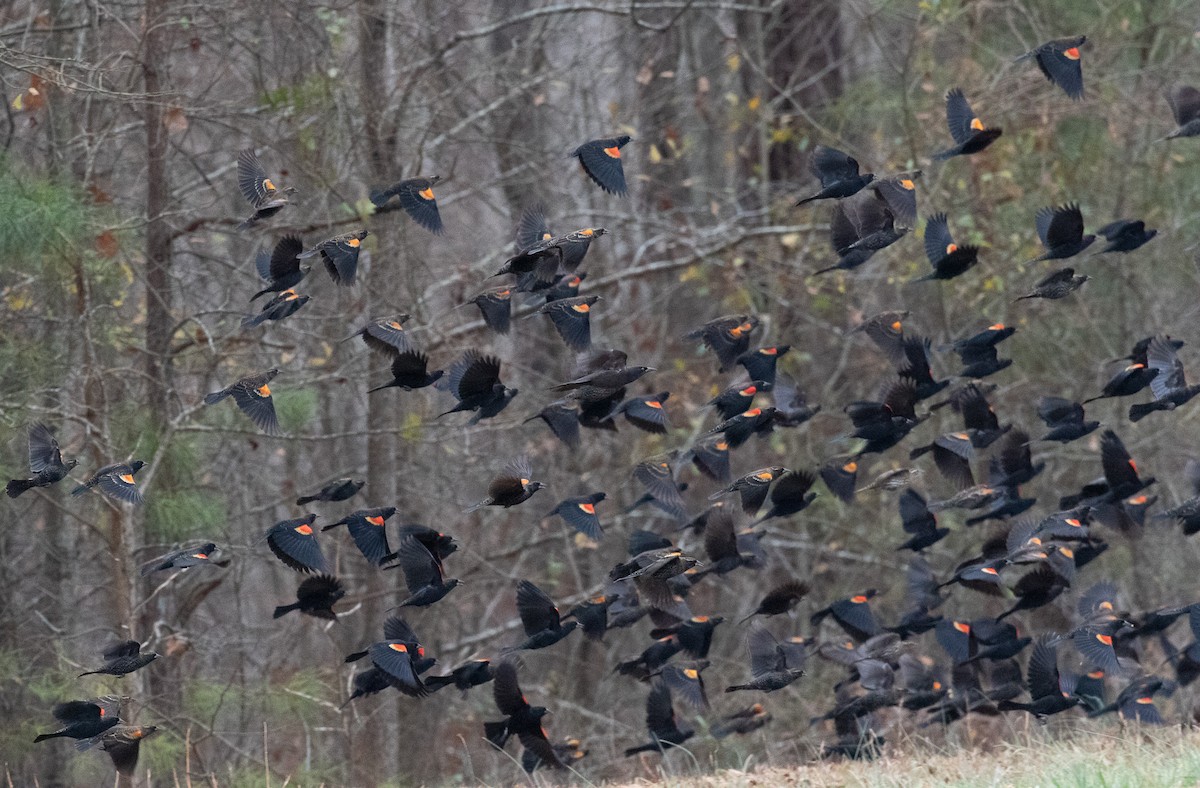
(14, 29, 1200, 781)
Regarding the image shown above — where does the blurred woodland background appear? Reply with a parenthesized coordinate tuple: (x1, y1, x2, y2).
(3, 0, 1200, 785)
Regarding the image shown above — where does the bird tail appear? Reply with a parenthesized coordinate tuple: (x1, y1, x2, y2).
(241, 314, 263, 330)
(794, 195, 817, 207)
(203, 390, 231, 405)
(369, 189, 392, 207)
(1081, 395, 1101, 405)
(295, 496, 316, 506)
(70, 483, 89, 497)
(249, 287, 274, 302)
(6, 479, 34, 498)
(931, 148, 955, 161)
(33, 732, 63, 743)
(483, 721, 510, 749)
(725, 684, 751, 693)
(366, 382, 393, 394)
(237, 216, 258, 232)
(1128, 403, 1155, 422)
(273, 603, 299, 619)
(464, 499, 490, 514)
(811, 264, 842, 276)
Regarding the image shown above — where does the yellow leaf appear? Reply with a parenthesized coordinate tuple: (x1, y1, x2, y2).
(726, 53, 741, 72)
(10, 94, 22, 111)
(771, 128, 793, 144)
(780, 233, 800, 249)
(648, 144, 663, 164)
(747, 96, 762, 111)
(5, 290, 32, 311)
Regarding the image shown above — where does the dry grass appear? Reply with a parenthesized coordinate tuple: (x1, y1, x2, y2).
(601, 728, 1200, 788)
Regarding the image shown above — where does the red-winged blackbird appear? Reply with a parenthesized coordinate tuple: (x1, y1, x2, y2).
(466, 457, 544, 512)
(615, 633, 682, 679)
(516, 205, 603, 272)
(846, 379, 921, 456)
(389, 523, 458, 567)
(242, 288, 310, 329)
(1154, 495, 1200, 535)
(236, 148, 294, 230)
(390, 534, 461, 608)
(514, 579, 579, 651)
(757, 470, 818, 522)
(536, 295, 598, 351)
(707, 407, 776, 449)
(298, 230, 369, 286)
(466, 287, 513, 334)
(738, 345, 790, 388)
(1095, 429, 1155, 502)
(918, 213, 979, 281)
(424, 659, 495, 695)
(1015, 267, 1089, 301)
(624, 681, 695, 755)
(343, 314, 412, 355)
(1159, 85, 1200, 141)
(78, 640, 157, 677)
(795, 145, 875, 206)
(998, 564, 1070, 620)
(367, 639, 430, 697)
(740, 580, 811, 624)
(1087, 676, 1165, 724)
(140, 542, 220, 575)
(265, 515, 327, 573)
(818, 461, 858, 503)
(897, 489, 947, 552)
(712, 703, 771, 738)
(859, 467, 922, 494)
(544, 273, 586, 302)
(273, 574, 345, 620)
(1035, 396, 1099, 443)
(854, 310, 909, 363)
(708, 381, 763, 421)
(998, 635, 1081, 719)
(522, 736, 587, 773)
(72, 460, 146, 505)
(1029, 203, 1095, 262)
(811, 590, 880, 642)
(77, 724, 158, 777)
(726, 625, 807, 692)
(572, 135, 630, 196)
(632, 458, 688, 521)
(910, 432, 976, 489)
(649, 615, 725, 659)
(204, 368, 280, 436)
(439, 350, 517, 423)
(368, 350, 443, 394)
(951, 324, 1015, 378)
(34, 698, 121, 742)
(657, 661, 710, 710)
(934, 88, 1002, 159)
(552, 362, 654, 403)
(485, 660, 565, 768)
(1015, 36, 1086, 100)
(871, 172, 920, 225)
(370, 175, 443, 233)
(524, 402, 581, 448)
(1095, 219, 1157, 254)
(772, 372, 820, 427)
(688, 435, 731, 484)
(614, 392, 670, 434)
(546, 492, 605, 540)
(685, 315, 759, 371)
(563, 596, 612, 641)
(321, 506, 396, 565)
(7, 422, 76, 497)
(1084, 362, 1159, 404)
(250, 235, 306, 301)
(814, 191, 906, 275)
(610, 548, 698, 613)
(297, 478, 364, 506)
(1129, 334, 1200, 422)
(497, 228, 607, 285)
(710, 466, 787, 515)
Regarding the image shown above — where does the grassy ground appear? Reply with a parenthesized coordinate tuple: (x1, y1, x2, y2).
(607, 728, 1200, 788)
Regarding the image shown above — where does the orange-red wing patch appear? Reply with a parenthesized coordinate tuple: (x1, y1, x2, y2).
(192, 552, 208, 559)
(388, 643, 408, 652)
(347, 238, 361, 248)
(603, 146, 621, 159)
(970, 118, 984, 131)
(1064, 47, 1080, 60)
(418, 187, 435, 201)
(119, 474, 135, 484)
(571, 303, 591, 313)
(981, 567, 999, 575)
(578, 503, 596, 514)
(851, 595, 869, 604)
(295, 524, 313, 535)
(843, 462, 857, 472)
(366, 516, 385, 526)
(256, 384, 271, 397)
(988, 323, 1005, 330)
(1096, 633, 1113, 646)
(953, 621, 970, 634)
(946, 243, 958, 254)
